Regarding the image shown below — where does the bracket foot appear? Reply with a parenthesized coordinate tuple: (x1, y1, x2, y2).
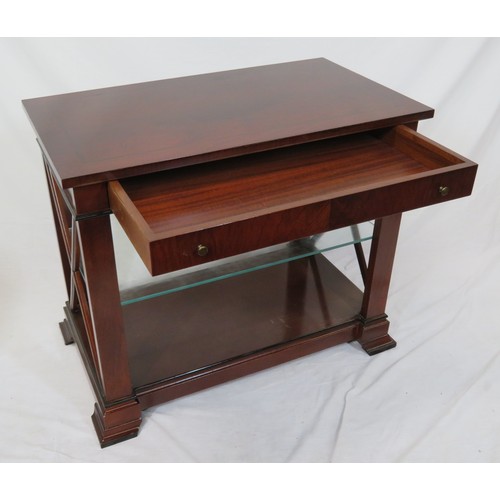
(92, 400, 142, 448)
(357, 316, 397, 356)
(59, 319, 74, 345)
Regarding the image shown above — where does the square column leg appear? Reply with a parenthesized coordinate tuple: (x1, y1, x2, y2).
(49, 179, 142, 446)
(357, 213, 402, 355)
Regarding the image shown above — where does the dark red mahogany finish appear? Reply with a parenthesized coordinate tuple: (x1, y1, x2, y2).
(23, 58, 434, 189)
(23, 59, 477, 447)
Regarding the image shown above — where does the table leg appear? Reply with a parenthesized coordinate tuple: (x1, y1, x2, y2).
(76, 215, 141, 446)
(43, 161, 73, 345)
(357, 213, 402, 355)
(49, 183, 143, 447)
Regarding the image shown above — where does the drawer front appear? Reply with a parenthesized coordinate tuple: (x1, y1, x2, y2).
(149, 202, 331, 275)
(329, 166, 477, 229)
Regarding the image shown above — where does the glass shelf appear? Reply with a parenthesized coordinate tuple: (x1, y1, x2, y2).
(112, 219, 373, 306)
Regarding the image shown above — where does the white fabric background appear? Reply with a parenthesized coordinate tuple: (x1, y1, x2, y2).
(1, 38, 499, 463)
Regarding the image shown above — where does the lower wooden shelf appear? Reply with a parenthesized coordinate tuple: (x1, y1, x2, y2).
(123, 254, 362, 408)
(63, 253, 366, 412)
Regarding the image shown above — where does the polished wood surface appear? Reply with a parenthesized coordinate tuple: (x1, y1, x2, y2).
(45, 170, 142, 446)
(122, 254, 362, 390)
(24, 59, 478, 447)
(110, 125, 477, 275)
(76, 215, 134, 401)
(23, 58, 434, 188)
(357, 213, 402, 355)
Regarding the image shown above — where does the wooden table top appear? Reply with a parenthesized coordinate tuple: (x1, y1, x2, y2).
(23, 58, 434, 188)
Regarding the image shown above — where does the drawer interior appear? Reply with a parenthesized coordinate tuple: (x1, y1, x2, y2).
(109, 125, 476, 276)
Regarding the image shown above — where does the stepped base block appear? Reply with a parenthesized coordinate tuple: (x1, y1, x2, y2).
(357, 317, 397, 356)
(91, 400, 142, 448)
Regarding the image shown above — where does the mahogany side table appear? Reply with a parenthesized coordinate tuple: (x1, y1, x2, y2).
(23, 59, 477, 447)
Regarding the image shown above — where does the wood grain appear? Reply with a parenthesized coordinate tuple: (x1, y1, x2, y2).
(76, 210, 134, 401)
(121, 254, 363, 392)
(110, 125, 477, 275)
(27, 59, 478, 447)
(23, 58, 434, 188)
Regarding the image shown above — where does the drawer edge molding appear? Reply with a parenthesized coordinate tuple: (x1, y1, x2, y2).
(109, 180, 156, 274)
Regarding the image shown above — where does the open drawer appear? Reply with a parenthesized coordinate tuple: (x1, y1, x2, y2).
(109, 125, 477, 276)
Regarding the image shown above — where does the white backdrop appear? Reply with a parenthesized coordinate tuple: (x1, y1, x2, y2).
(1, 38, 499, 463)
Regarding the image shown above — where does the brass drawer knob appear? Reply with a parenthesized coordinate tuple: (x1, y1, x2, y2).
(439, 186, 450, 197)
(197, 244, 209, 257)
